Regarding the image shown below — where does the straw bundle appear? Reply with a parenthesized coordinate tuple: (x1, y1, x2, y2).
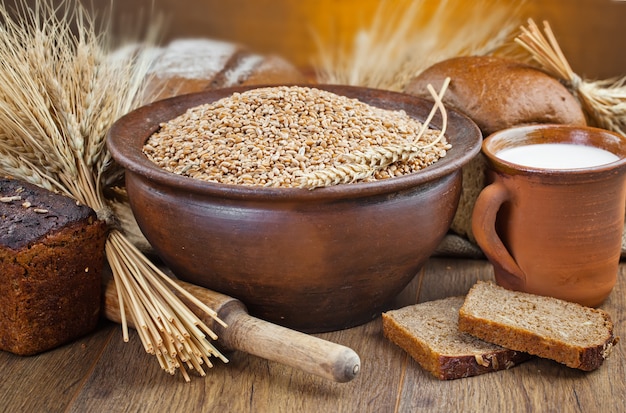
(516, 19, 626, 136)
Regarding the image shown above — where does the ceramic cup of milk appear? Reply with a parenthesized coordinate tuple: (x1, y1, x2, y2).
(472, 124, 626, 307)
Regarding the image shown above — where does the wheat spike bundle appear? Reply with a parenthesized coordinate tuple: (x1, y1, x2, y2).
(516, 19, 626, 136)
(0, 0, 226, 381)
(299, 79, 451, 189)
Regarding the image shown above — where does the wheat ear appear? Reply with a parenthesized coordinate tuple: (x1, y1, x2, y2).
(299, 77, 450, 189)
(516, 19, 626, 136)
(0, 0, 225, 381)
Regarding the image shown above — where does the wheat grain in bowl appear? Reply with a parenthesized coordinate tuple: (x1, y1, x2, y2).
(142, 85, 451, 188)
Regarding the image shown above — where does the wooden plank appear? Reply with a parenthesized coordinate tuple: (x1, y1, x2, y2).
(0, 322, 115, 412)
(64, 267, 427, 412)
(14, 0, 626, 79)
(2, 259, 624, 412)
(66, 273, 426, 412)
(66, 318, 407, 412)
(524, 0, 626, 79)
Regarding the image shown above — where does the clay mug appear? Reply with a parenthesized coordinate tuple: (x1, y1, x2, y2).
(472, 124, 626, 307)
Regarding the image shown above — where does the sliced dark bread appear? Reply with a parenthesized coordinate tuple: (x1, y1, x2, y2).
(382, 296, 531, 380)
(458, 281, 619, 371)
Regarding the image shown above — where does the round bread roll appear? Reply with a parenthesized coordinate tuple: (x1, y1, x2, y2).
(404, 55, 586, 135)
(404, 55, 587, 244)
(141, 38, 310, 104)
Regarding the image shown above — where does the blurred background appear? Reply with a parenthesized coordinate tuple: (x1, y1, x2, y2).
(17, 0, 626, 80)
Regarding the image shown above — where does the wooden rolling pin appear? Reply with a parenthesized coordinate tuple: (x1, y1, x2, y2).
(103, 278, 361, 383)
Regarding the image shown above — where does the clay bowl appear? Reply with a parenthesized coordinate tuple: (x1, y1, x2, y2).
(107, 85, 481, 332)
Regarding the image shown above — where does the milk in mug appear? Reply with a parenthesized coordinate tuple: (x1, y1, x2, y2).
(496, 143, 619, 169)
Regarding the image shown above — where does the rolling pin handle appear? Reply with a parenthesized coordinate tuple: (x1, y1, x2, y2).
(216, 303, 361, 383)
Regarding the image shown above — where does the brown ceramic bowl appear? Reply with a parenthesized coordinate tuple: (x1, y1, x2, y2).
(107, 85, 481, 332)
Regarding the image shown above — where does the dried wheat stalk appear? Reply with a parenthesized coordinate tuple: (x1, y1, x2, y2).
(516, 19, 626, 136)
(0, 0, 226, 381)
(300, 78, 450, 189)
(313, 0, 525, 91)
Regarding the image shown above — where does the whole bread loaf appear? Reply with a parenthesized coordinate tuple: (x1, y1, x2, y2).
(0, 178, 107, 355)
(141, 38, 310, 103)
(404, 55, 586, 135)
(382, 296, 531, 380)
(458, 281, 619, 371)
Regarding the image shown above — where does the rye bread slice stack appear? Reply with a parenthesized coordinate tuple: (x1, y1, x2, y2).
(458, 281, 619, 372)
(382, 296, 531, 380)
(382, 281, 619, 380)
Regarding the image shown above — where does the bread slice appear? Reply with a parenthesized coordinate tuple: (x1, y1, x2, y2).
(382, 296, 531, 380)
(458, 281, 619, 371)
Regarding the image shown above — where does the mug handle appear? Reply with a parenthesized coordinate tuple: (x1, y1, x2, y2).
(472, 181, 526, 287)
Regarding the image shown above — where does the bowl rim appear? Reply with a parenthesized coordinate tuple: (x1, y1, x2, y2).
(107, 84, 482, 201)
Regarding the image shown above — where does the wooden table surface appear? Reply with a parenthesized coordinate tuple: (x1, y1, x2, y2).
(1, 257, 624, 413)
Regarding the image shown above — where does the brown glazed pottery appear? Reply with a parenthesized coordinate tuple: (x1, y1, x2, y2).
(472, 124, 626, 307)
(107, 85, 481, 332)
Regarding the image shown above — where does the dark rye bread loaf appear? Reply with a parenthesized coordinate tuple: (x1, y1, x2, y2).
(0, 178, 107, 355)
(458, 281, 619, 371)
(141, 38, 310, 103)
(382, 296, 531, 380)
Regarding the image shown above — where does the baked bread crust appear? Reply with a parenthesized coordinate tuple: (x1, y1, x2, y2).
(403, 55, 587, 135)
(0, 178, 107, 355)
(141, 38, 310, 103)
(382, 296, 530, 380)
(458, 281, 619, 371)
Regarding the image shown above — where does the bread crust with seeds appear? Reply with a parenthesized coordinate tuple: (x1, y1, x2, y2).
(0, 177, 107, 355)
